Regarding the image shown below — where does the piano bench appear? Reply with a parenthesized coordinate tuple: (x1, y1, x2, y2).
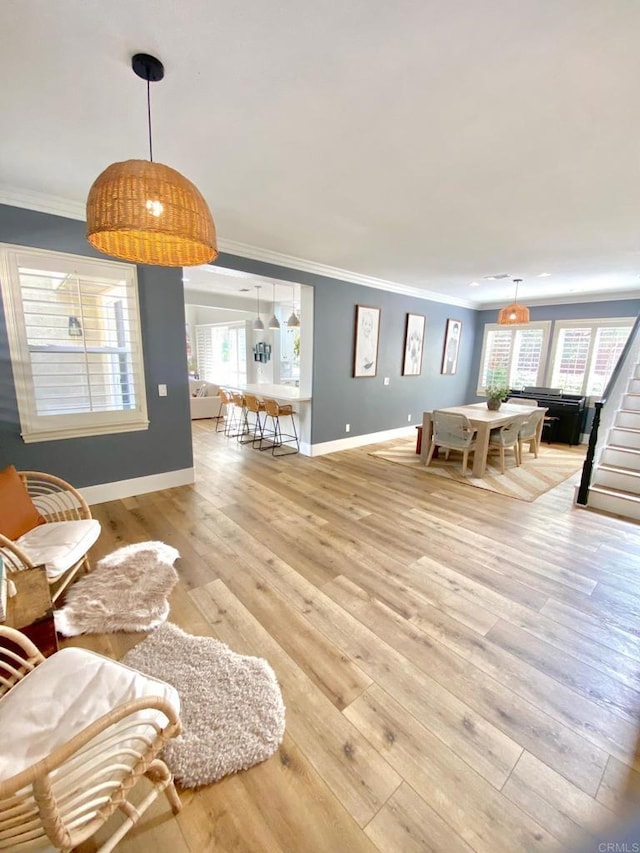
(542, 416, 560, 444)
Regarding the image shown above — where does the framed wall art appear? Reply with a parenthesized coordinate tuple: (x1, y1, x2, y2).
(402, 313, 426, 376)
(441, 318, 462, 375)
(353, 304, 381, 377)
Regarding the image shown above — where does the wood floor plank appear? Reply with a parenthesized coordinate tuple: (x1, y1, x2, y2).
(211, 557, 374, 710)
(452, 589, 640, 690)
(345, 685, 552, 852)
(502, 751, 616, 850)
(364, 781, 475, 853)
(189, 579, 401, 827)
(323, 574, 608, 796)
(596, 754, 640, 814)
(486, 619, 640, 724)
(541, 598, 640, 662)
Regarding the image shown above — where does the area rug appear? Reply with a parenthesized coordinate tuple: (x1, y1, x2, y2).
(122, 621, 285, 787)
(54, 541, 180, 636)
(369, 438, 585, 502)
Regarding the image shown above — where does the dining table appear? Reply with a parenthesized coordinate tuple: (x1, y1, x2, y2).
(420, 402, 547, 478)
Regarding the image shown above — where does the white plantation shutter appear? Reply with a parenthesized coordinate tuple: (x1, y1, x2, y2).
(550, 319, 632, 396)
(480, 329, 512, 388)
(195, 323, 247, 386)
(551, 327, 591, 393)
(0, 244, 148, 442)
(511, 328, 546, 388)
(587, 326, 631, 395)
(478, 323, 550, 392)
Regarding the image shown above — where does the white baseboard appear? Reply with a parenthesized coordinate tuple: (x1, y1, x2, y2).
(309, 425, 415, 456)
(80, 467, 195, 506)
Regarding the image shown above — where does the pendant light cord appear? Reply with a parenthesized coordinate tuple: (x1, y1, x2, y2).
(514, 278, 521, 303)
(147, 78, 153, 162)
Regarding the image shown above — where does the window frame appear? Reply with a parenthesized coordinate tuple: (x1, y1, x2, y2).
(548, 317, 634, 398)
(195, 321, 248, 387)
(0, 242, 149, 443)
(476, 321, 551, 394)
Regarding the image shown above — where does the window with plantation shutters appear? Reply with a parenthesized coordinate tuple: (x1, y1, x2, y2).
(477, 322, 550, 393)
(550, 319, 633, 396)
(195, 323, 247, 386)
(0, 244, 148, 443)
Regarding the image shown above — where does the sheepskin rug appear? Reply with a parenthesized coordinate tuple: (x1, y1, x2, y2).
(54, 541, 179, 637)
(122, 621, 286, 787)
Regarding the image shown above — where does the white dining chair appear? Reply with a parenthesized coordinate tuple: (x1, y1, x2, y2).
(488, 419, 523, 473)
(425, 411, 478, 475)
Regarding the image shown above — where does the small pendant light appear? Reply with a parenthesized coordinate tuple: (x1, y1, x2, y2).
(287, 284, 300, 327)
(268, 283, 281, 330)
(86, 53, 217, 267)
(498, 278, 530, 325)
(253, 285, 265, 331)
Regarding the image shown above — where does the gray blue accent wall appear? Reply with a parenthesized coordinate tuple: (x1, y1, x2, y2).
(216, 252, 477, 444)
(0, 204, 193, 487)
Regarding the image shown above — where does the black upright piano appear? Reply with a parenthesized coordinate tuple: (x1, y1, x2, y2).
(508, 386, 587, 445)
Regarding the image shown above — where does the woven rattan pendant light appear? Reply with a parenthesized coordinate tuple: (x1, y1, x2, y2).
(86, 53, 217, 267)
(498, 278, 530, 325)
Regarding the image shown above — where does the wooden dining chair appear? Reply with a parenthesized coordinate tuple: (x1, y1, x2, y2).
(425, 411, 478, 475)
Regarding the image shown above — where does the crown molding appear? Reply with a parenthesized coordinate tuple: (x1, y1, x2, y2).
(0, 185, 474, 308)
(478, 290, 640, 310)
(218, 238, 474, 307)
(0, 184, 86, 220)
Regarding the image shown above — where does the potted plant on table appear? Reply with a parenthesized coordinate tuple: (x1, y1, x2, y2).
(485, 384, 509, 411)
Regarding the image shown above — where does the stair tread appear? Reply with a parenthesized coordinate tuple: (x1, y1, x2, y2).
(606, 444, 640, 454)
(610, 426, 640, 434)
(597, 463, 640, 476)
(589, 484, 640, 503)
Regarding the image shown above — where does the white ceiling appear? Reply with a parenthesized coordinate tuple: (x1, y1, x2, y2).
(2, 0, 640, 308)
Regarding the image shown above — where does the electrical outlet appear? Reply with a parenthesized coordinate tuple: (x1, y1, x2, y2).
(383, 377, 390, 386)
(407, 414, 412, 422)
(345, 423, 350, 433)
(158, 384, 167, 397)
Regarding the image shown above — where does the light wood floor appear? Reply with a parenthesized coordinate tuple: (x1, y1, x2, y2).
(71, 421, 640, 853)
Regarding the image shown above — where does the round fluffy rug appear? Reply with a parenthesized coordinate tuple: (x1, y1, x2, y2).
(54, 541, 179, 636)
(122, 621, 286, 787)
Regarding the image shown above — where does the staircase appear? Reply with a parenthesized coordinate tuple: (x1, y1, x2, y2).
(587, 365, 640, 520)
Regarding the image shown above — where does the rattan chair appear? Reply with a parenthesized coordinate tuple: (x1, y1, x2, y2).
(425, 411, 478, 475)
(0, 471, 100, 602)
(0, 626, 182, 852)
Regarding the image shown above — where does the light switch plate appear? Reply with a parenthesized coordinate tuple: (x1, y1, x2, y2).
(158, 384, 168, 397)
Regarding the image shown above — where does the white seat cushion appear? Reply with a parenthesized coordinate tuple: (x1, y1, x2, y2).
(15, 519, 101, 580)
(0, 647, 180, 782)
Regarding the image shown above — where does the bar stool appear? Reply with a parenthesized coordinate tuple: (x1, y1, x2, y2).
(261, 397, 299, 456)
(240, 393, 269, 446)
(216, 388, 233, 433)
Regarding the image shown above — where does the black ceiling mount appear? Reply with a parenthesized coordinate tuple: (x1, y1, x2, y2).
(131, 53, 164, 83)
